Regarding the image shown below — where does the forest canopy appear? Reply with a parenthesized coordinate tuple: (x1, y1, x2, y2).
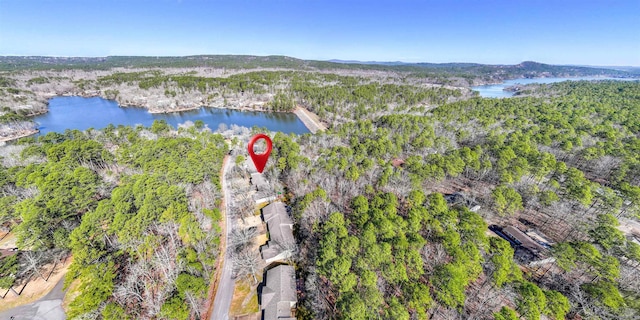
(272, 80, 640, 320)
(0, 124, 227, 319)
(0, 59, 639, 320)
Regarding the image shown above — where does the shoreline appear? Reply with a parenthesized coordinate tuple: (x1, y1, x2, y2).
(139, 103, 328, 134)
(294, 106, 326, 134)
(0, 129, 39, 143)
(147, 105, 203, 114)
(471, 75, 639, 87)
(0, 95, 326, 139)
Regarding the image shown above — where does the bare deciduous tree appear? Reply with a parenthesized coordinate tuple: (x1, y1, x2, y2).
(22, 250, 48, 282)
(229, 227, 258, 253)
(232, 250, 261, 284)
(185, 291, 202, 319)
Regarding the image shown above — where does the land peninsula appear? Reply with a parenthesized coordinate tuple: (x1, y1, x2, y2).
(1, 55, 632, 142)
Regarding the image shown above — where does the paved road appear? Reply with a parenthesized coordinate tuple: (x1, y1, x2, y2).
(211, 156, 235, 320)
(0, 276, 67, 320)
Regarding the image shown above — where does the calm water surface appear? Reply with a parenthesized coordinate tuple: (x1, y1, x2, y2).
(34, 96, 310, 135)
(472, 77, 638, 98)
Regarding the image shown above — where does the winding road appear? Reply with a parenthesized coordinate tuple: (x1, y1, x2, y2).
(210, 155, 235, 320)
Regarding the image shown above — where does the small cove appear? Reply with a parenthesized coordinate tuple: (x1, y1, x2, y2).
(472, 77, 638, 98)
(33, 96, 310, 135)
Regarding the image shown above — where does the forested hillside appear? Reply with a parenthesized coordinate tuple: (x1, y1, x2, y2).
(0, 67, 466, 132)
(0, 122, 227, 318)
(1, 56, 633, 82)
(1, 55, 633, 143)
(93, 69, 462, 118)
(265, 80, 640, 319)
(1, 54, 639, 320)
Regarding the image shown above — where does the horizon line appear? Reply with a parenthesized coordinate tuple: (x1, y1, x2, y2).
(0, 54, 638, 69)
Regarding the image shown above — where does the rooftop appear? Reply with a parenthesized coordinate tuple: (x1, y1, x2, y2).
(261, 265, 297, 320)
(262, 202, 295, 246)
(0, 248, 18, 258)
(503, 226, 546, 254)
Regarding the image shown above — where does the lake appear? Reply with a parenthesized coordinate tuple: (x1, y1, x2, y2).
(472, 77, 637, 98)
(34, 96, 310, 135)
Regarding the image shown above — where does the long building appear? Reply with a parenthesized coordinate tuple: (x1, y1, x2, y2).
(261, 202, 295, 264)
(502, 226, 546, 254)
(261, 265, 297, 320)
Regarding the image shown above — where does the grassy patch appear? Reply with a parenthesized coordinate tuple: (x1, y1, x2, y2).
(230, 278, 260, 316)
(240, 288, 259, 314)
(255, 202, 269, 216)
(254, 234, 269, 247)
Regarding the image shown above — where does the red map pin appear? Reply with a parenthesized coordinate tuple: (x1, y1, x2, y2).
(247, 134, 272, 173)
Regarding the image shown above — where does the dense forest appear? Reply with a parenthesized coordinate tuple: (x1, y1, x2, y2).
(0, 66, 468, 127)
(1, 122, 227, 319)
(0, 55, 635, 140)
(1, 55, 634, 81)
(95, 70, 463, 119)
(1, 55, 639, 320)
(264, 80, 640, 319)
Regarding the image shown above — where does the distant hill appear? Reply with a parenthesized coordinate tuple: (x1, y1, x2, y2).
(0, 55, 311, 71)
(325, 59, 638, 79)
(0, 55, 636, 80)
(328, 59, 408, 66)
(570, 64, 640, 73)
(613, 66, 640, 73)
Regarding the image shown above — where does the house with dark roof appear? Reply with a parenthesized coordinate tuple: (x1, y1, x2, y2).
(502, 226, 547, 254)
(250, 171, 276, 204)
(260, 265, 297, 320)
(261, 202, 295, 264)
(525, 229, 554, 249)
(0, 248, 18, 258)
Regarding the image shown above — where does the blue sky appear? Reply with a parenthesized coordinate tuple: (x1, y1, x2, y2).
(1, 0, 638, 66)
